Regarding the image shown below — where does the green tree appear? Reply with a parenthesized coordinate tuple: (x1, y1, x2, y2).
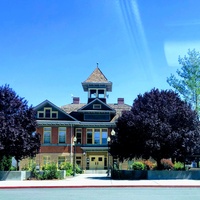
(167, 49, 200, 115)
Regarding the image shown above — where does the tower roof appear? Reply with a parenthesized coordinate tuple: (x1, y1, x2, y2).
(82, 67, 112, 91)
(83, 67, 109, 83)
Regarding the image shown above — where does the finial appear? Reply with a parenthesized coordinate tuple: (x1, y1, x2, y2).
(97, 62, 99, 68)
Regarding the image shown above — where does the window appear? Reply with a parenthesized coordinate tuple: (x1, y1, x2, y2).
(90, 89, 97, 98)
(94, 129, 100, 144)
(58, 156, 66, 166)
(91, 157, 95, 161)
(86, 128, 108, 144)
(59, 127, 66, 143)
(84, 113, 110, 121)
(98, 89, 105, 98)
(93, 104, 101, 109)
(76, 157, 81, 167)
(87, 129, 93, 144)
(52, 112, 57, 118)
(102, 129, 108, 144)
(37, 107, 58, 119)
(76, 128, 82, 144)
(38, 112, 44, 118)
(43, 156, 50, 165)
(89, 89, 106, 98)
(45, 109, 51, 118)
(44, 127, 51, 143)
(98, 157, 102, 161)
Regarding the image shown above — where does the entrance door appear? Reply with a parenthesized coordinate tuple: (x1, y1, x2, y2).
(89, 155, 104, 170)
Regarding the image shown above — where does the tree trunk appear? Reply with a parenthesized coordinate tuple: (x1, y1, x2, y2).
(16, 160, 19, 171)
(156, 159, 163, 170)
(0, 154, 4, 171)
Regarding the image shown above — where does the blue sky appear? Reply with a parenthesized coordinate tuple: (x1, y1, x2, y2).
(1, 0, 200, 107)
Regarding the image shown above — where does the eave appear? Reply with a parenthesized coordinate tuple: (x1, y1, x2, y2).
(36, 120, 115, 127)
(36, 120, 81, 126)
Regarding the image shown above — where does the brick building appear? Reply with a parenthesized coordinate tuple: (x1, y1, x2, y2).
(20, 67, 131, 171)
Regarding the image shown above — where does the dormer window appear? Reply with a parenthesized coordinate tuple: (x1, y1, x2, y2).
(37, 107, 58, 119)
(52, 112, 57, 118)
(38, 112, 44, 118)
(45, 109, 51, 118)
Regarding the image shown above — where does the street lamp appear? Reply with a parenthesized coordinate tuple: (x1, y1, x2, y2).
(83, 151, 86, 170)
(73, 136, 77, 176)
(111, 129, 115, 136)
(107, 136, 111, 176)
(107, 129, 115, 177)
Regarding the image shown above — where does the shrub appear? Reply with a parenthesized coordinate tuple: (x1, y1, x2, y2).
(75, 164, 83, 174)
(132, 162, 147, 170)
(21, 165, 29, 171)
(41, 163, 61, 180)
(161, 159, 174, 170)
(59, 162, 83, 176)
(173, 162, 184, 170)
(59, 162, 73, 176)
(10, 166, 17, 171)
(29, 163, 39, 179)
(30, 163, 61, 180)
(21, 159, 36, 171)
(143, 160, 157, 170)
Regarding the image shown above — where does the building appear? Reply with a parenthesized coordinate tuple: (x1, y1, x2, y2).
(20, 67, 131, 171)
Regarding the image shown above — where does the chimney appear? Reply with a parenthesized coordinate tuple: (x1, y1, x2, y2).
(73, 97, 80, 104)
(118, 98, 124, 104)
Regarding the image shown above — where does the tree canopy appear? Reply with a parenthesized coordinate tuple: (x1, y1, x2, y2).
(110, 89, 200, 169)
(167, 49, 200, 115)
(0, 85, 40, 166)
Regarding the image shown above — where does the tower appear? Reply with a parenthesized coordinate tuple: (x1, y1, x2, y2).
(82, 66, 112, 103)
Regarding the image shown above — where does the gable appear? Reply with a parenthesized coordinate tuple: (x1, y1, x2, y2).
(34, 100, 77, 121)
(77, 98, 116, 122)
(78, 98, 115, 112)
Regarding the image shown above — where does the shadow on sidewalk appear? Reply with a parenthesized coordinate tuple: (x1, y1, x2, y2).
(86, 176, 111, 180)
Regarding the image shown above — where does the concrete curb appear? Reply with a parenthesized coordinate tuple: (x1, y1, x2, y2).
(2, 185, 200, 189)
(1, 184, 200, 189)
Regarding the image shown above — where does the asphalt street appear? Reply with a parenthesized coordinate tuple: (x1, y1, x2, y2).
(1, 188, 200, 200)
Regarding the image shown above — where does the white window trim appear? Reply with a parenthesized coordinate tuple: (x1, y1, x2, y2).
(76, 128, 82, 144)
(86, 128, 108, 144)
(93, 104, 101, 109)
(37, 107, 58, 119)
(58, 127, 66, 143)
(43, 127, 51, 144)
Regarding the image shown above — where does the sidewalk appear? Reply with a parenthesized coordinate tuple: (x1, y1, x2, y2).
(1, 174, 200, 189)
